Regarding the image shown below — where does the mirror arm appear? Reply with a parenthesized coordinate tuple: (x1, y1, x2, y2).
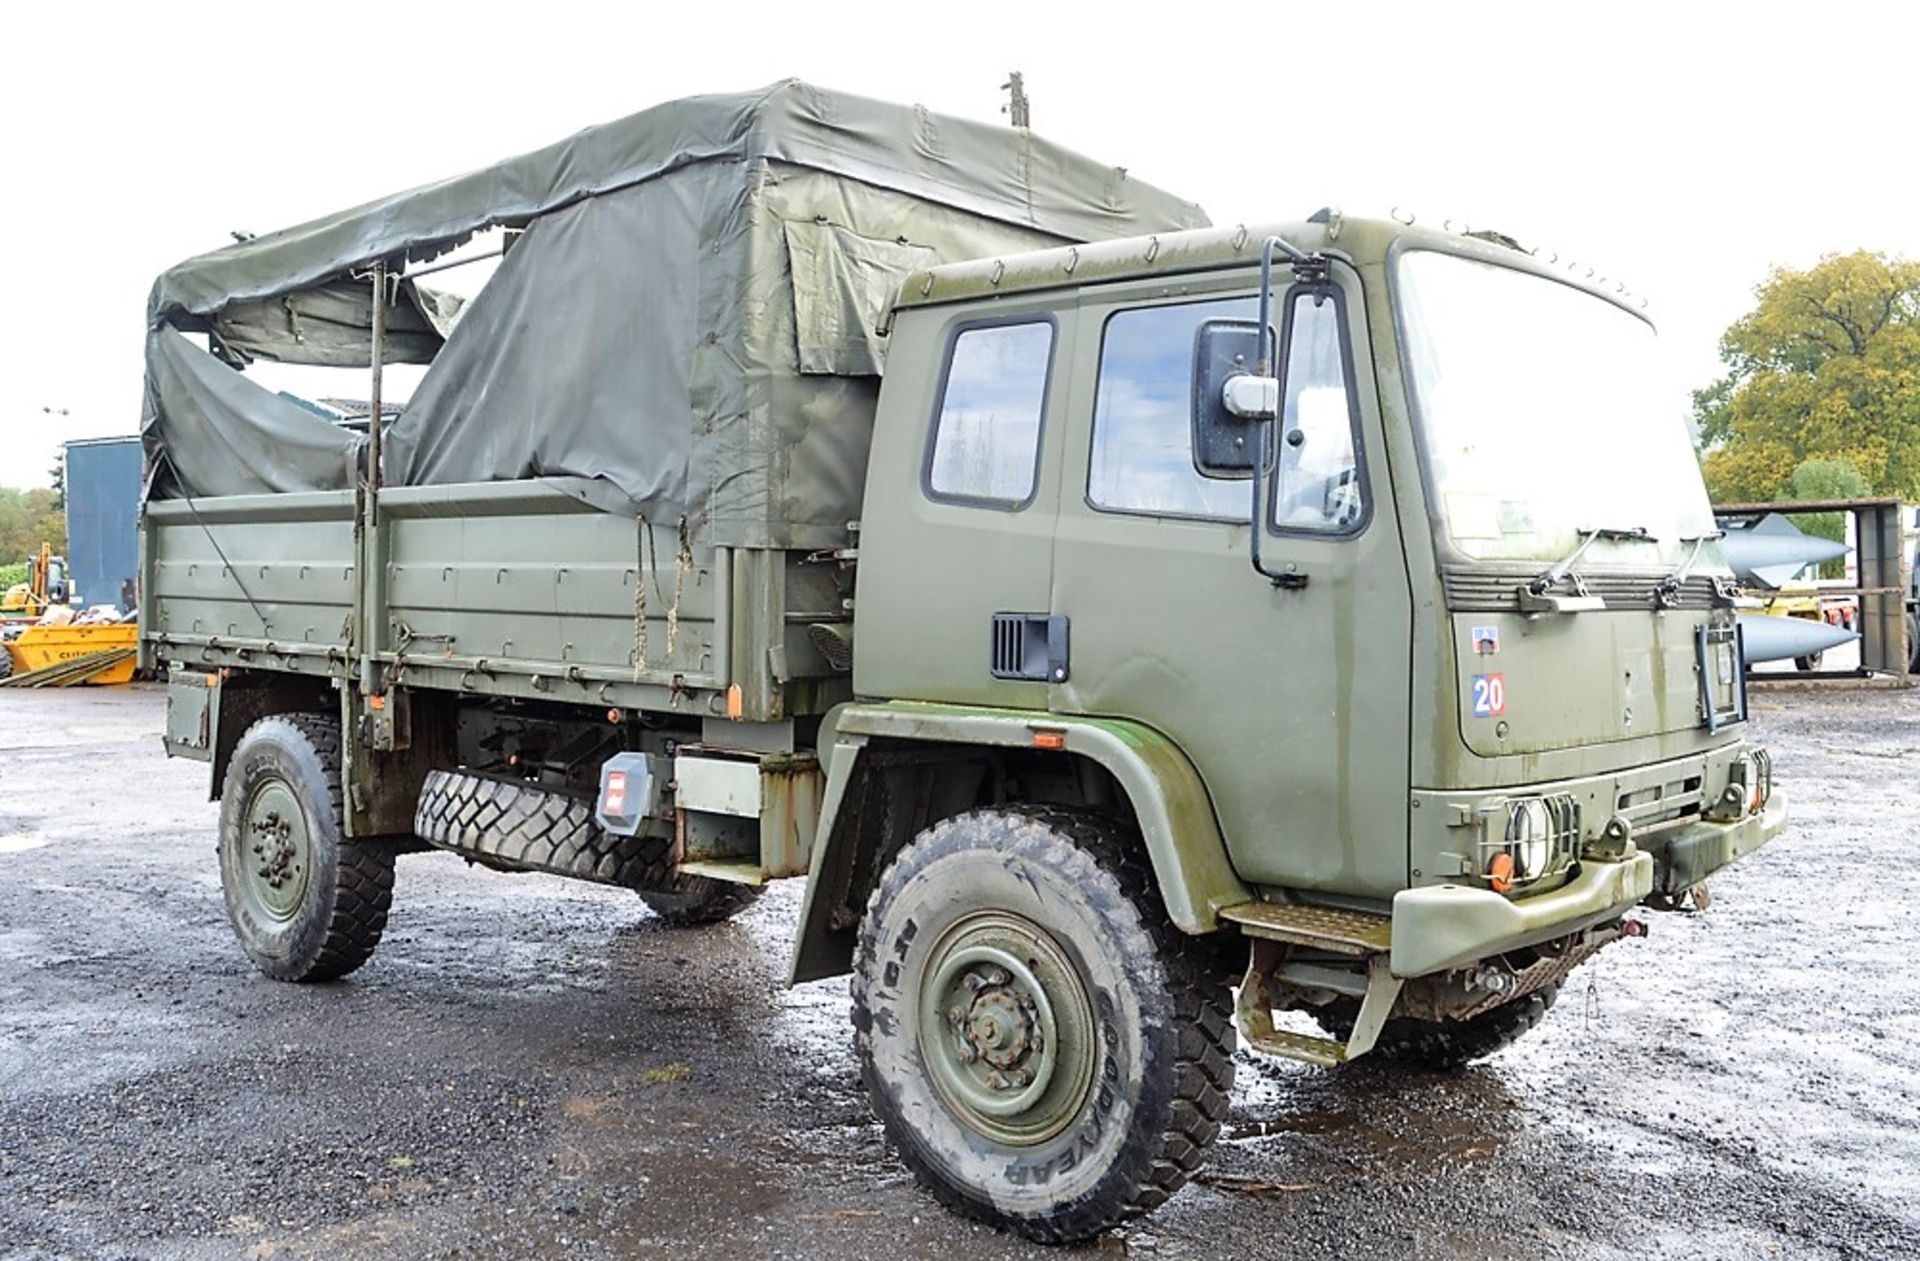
(1249, 235, 1323, 590)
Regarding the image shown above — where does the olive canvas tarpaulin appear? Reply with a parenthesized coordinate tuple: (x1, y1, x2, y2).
(142, 79, 1207, 546)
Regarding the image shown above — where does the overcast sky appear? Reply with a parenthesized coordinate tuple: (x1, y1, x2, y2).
(3, 0, 1915, 489)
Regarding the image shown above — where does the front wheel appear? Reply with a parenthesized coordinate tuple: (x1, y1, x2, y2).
(218, 713, 394, 981)
(851, 807, 1234, 1243)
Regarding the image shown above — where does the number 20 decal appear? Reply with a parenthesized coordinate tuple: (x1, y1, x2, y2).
(1471, 673, 1506, 718)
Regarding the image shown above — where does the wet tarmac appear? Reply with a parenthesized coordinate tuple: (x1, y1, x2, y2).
(1, 683, 1916, 1260)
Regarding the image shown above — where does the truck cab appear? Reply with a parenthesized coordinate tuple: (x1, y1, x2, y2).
(839, 212, 1782, 1067)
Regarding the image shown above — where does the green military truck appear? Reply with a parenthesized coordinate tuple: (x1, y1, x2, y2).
(143, 81, 1786, 1242)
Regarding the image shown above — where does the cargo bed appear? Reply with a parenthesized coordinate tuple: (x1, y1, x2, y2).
(144, 480, 850, 721)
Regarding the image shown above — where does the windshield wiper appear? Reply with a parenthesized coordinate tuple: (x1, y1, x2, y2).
(1525, 525, 1653, 598)
(1652, 531, 1728, 609)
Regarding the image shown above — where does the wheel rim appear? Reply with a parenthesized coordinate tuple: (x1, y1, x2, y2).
(237, 778, 312, 924)
(918, 911, 1097, 1147)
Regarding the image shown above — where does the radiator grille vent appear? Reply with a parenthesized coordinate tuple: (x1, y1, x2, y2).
(1442, 569, 1723, 613)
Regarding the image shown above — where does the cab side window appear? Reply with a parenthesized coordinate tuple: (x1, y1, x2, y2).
(1089, 297, 1255, 520)
(926, 320, 1054, 506)
(1272, 293, 1363, 533)
(1089, 291, 1366, 533)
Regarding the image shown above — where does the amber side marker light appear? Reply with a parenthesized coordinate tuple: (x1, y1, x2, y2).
(1031, 730, 1067, 750)
(1487, 851, 1516, 894)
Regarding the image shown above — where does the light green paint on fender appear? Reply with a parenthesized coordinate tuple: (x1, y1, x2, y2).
(830, 700, 1249, 932)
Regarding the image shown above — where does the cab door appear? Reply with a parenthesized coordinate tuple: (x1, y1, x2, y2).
(854, 300, 1074, 709)
(1047, 261, 1413, 899)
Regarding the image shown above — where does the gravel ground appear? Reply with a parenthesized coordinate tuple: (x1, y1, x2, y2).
(1, 683, 1916, 1260)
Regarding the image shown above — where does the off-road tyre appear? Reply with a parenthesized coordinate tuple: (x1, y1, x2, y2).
(638, 877, 765, 926)
(0, 648, 13, 681)
(1907, 610, 1919, 674)
(218, 713, 393, 982)
(414, 768, 677, 889)
(1316, 983, 1562, 1070)
(851, 806, 1234, 1243)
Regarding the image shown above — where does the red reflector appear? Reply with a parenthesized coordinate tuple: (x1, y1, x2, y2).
(604, 771, 628, 811)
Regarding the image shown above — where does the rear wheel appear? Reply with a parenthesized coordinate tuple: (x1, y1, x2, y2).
(1794, 651, 1823, 672)
(1315, 983, 1561, 1069)
(852, 806, 1234, 1243)
(218, 713, 393, 981)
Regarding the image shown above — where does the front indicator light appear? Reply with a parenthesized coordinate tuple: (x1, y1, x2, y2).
(1488, 851, 1516, 894)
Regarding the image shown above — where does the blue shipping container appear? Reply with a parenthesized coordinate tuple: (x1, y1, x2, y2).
(65, 437, 143, 611)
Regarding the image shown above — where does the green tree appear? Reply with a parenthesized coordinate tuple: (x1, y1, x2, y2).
(0, 487, 66, 564)
(1786, 458, 1870, 577)
(1697, 251, 1920, 503)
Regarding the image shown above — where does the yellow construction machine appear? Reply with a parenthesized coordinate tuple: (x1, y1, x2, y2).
(1, 543, 69, 620)
(1, 543, 136, 686)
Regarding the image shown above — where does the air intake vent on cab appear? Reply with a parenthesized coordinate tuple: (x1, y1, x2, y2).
(990, 613, 1070, 683)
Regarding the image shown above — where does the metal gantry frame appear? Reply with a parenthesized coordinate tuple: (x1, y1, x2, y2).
(1714, 496, 1910, 683)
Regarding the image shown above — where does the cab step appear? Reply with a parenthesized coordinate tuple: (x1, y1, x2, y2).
(1219, 900, 1392, 955)
(1228, 901, 1405, 1068)
(1243, 1027, 1351, 1068)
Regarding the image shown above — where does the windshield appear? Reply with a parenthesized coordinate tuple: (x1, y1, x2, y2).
(1396, 250, 1715, 565)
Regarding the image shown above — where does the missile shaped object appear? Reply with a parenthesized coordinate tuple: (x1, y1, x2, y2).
(1717, 513, 1850, 589)
(1736, 613, 1858, 664)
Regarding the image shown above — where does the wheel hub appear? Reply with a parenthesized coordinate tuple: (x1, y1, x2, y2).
(238, 780, 311, 923)
(252, 812, 297, 884)
(918, 913, 1097, 1147)
(953, 964, 1043, 1080)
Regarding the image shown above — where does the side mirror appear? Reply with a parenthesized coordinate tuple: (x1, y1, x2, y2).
(1191, 318, 1274, 476)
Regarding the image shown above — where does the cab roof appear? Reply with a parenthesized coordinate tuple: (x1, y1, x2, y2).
(891, 212, 1648, 319)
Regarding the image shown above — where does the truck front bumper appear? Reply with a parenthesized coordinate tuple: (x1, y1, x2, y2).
(1389, 793, 1787, 979)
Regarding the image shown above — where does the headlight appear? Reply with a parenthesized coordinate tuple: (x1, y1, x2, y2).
(1481, 794, 1578, 894)
(1506, 798, 1553, 881)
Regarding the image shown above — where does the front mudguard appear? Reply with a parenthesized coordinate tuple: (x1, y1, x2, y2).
(789, 701, 1250, 984)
